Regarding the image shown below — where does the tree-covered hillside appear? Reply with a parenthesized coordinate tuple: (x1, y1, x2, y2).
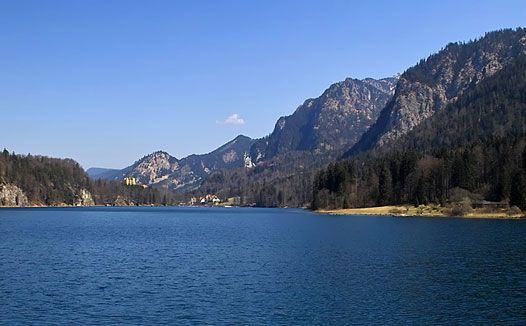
(345, 28, 526, 157)
(0, 149, 182, 206)
(0, 150, 92, 205)
(198, 151, 318, 207)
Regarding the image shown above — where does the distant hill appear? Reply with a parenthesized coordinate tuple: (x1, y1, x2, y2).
(86, 167, 120, 180)
(90, 135, 255, 192)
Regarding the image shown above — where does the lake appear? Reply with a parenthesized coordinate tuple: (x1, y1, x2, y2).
(0, 207, 525, 324)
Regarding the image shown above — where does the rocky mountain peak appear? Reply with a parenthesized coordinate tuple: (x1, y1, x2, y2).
(144, 150, 173, 160)
(215, 135, 251, 153)
(128, 151, 179, 185)
(249, 76, 398, 162)
(92, 135, 255, 192)
(346, 28, 526, 157)
(362, 76, 399, 94)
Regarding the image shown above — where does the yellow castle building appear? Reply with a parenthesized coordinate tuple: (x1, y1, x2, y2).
(123, 177, 138, 186)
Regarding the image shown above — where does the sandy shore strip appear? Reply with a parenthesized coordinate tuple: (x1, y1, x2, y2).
(318, 205, 525, 219)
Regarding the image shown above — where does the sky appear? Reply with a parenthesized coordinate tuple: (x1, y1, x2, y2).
(1, 0, 525, 169)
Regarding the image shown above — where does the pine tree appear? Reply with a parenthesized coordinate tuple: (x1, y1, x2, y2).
(378, 163, 392, 205)
(510, 171, 526, 210)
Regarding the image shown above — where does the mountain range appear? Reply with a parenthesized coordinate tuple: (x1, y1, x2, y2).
(85, 28, 526, 208)
(88, 76, 398, 191)
(88, 135, 255, 192)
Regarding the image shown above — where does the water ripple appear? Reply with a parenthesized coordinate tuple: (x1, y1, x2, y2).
(0, 207, 525, 324)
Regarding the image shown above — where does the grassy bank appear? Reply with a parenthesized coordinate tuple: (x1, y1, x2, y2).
(318, 205, 525, 219)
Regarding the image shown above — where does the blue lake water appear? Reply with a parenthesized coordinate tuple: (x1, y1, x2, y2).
(0, 207, 525, 324)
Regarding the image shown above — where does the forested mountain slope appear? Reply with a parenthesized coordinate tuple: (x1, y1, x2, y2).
(314, 54, 526, 211)
(345, 28, 526, 157)
(390, 54, 526, 151)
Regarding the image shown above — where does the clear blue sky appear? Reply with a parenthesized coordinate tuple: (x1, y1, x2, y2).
(1, 0, 524, 169)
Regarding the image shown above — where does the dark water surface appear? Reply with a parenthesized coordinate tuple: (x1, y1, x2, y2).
(0, 207, 525, 324)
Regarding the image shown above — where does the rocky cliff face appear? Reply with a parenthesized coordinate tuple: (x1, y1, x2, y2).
(182, 135, 255, 173)
(388, 53, 526, 153)
(250, 76, 397, 162)
(346, 28, 526, 156)
(75, 189, 95, 206)
(124, 151, 179, 185)
(0, 151, 93, 206)
(0, 184, 28, 207)
(0, 184, 94, 207)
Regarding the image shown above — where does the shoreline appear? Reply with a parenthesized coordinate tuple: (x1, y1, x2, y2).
(2, 204, 524, 219)
(0, 204, 171, 209)
(317, 205, 525, 220)
(0, 204, 259, 209)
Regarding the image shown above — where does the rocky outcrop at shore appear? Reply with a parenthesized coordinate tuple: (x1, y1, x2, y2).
(0, 184, 96, 207)
(0, 184, 29, 207)
(75, 189, 95, 206)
